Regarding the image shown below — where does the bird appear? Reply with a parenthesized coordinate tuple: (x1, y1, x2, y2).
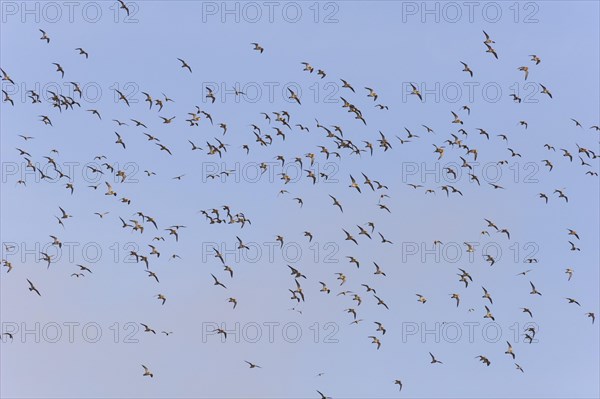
(141, 323, 156, 334)
(521, 308, 533, 318)
(515, 363, 525, 373)
(117, 0, 130, 15)
(211, 274, 227, 289)
(343, 229, 358, 245)
(316, 390, 331, 399)
(336, 273, 347, 286)
(565, 268, 574, 281)
(227, 298, 237, 309)
(374, 295, 389, 309)
(567, 229, 580, 240)
(586, 312, 595, 324)
(52, 63, 65, 78)
(394, 379, 403, 391)
(476, 355, 491, 366)
(365, 87, 378, 101)
(571, 118, 583, 128)
(373, 262, 386, 276)
(141, 365, 153, 378)
(2, 90, 14, 106)
(347, 257, 360, 268)
(568, 241, 580, 251)
(251, 42, 264, 53)
(177, 58, 192, 73)
(429, 352, 443, 364)
(529, 281, 542, 296)
(288, 265, 306, 279)
(368, 335, 381, 349)
(451, 111, 463, 124)
(464, 242, 475, 253)
(159, 116, 176, 124)
(566, 298, 581, 306)
(39, 29, 50, 43)
(485, 43, 498, 59)
(76, 264, 93, 274)
(114, 89, 130, 106)
(483, 30, 495, 44)
(27, 279, 41, 296)
(236, 236, 250, 250)
(1, 68, 14, 84)
(555, 189, 569, 202)
(329, 195, 343, 212)
(146, 271, 159, 283)
(87, 109, 101, 119)
(75, 47, 89, 58)
(374, 322, 386, 335)
(357, 225, 372, 239)
(540, 84, 552, 98)
(319, 282, 331, 294)
(114, 132, 126, 149)
(542, 159, 554, 171)
(340, 79, 355, 92)
(244, 361, 261, 368)
(287, 88, 301, 104)
(460, 61, 473, 77)
(301, 62, 314, 73)
(505, 341, 516, 359)
(378, 233, 393, 244)
(484, 306, 495, 321)
(409, 83, 422, 100)
(518, 66, 529, 80)
(450, 293, 460, 307)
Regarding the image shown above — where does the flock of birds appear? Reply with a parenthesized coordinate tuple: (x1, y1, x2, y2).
(2, 23, 599, 398)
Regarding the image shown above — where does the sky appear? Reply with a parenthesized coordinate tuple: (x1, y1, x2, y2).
(1, 1, 599, 398)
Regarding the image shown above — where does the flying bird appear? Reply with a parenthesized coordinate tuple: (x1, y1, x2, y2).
(177, 58, 192, 73)
(27, 279, 41, 296)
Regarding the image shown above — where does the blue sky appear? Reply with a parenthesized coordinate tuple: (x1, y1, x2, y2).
(1, 1, 599, 398)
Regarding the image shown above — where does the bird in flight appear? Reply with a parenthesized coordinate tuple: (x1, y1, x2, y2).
(117, 0, 130, 15)
(251, 43, 264, 53)
(141, 365, 153, 378)
(39, 29, 50, 43)
(75, 47, 89, 58)
(429, 352, 443, 364)
(27, 279, 41, 296)
(177, 58, 192, 73)
(460, 61, 473, 77)
(530, 282, 542, 296)
(394, 379, 403, 391)
(211, 274, 227, 289)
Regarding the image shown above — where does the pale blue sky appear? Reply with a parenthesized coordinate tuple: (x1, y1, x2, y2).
(1, 1, 599, 398)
